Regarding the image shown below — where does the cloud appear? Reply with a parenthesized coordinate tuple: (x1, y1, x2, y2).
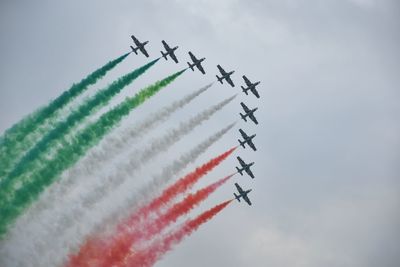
(0, 1, 399, 267)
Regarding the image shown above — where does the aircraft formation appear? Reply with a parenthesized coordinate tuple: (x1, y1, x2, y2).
(130, 35, 261, 206)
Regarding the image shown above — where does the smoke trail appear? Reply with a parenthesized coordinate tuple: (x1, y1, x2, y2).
(0, 53, 130, 179)
(0, 69, 183, 237)
(99, 124, 236, 238)
(138, 175, 232, 240)
(125, 200, 233, 267)
(0, 58, 159, 205)
(67, 95, 236, 216)
(21, 96, 234, 263)
(126, 152, 236, 229)
(0, 124, 233, 267)
(70, 174, 233, 267)
(71, 83, 213, 177)
(58, 83, 214, 198)
(1, 83, 214, 249)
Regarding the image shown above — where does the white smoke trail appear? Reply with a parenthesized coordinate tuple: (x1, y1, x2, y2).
(0, 84, 212, 263)
(56, 95, 235, 235)
(101, 123, 236, 231)
(65, 82, 213, 182)
(0, 96, 234, 267)
(15, 83, 213, 224)
(57, 124, 235, 267)
(58, 95, 236, 233)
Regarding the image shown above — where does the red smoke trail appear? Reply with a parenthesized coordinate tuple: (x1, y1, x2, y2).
(142, 174, 233, 240)
(121, 146, 237, 232)
(65, 147, 236, 267)
(103, 174, 233, 267)
(124, 200, 233, 267)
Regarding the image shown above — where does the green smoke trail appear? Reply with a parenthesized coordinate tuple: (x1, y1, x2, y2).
(0, 58, 159, 203)
(0, 52, 130, 179)
(0, 69, 185, 237)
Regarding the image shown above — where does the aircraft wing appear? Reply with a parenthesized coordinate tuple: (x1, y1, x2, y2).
(249, 113, 258, 125)
(245, 168, 255, 179)
(248, 139, 257, 151)
(139, 47, 149, 57)
(239, 129, 248, 139)
(162, 40, 169, 50)
(240, 102, 250, 113)
(170, 52, 178, 63)
(251, 88, 260, 98)
(243, 75, 251, 86)
(189, 52, 197, 62)
(243, 194, 252, 206)
(197, 63, 205, 74)
(226, 76, 235, 87)
(131, 35, 140, 46)
(235, 183, 244, 194)
(217, 65, 227, 75)
(237, 156, 246, 167)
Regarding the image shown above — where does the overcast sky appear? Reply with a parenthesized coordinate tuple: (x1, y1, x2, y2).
(1, 0, 399, 266)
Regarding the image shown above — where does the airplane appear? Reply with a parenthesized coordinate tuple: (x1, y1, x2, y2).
(241, 75, 261, 98)
(238, 129, 257, 151)
(130, 35, 149, 57)
(161, 40, 179, 63)
(236, 156, 255, 179)
(187, 52, 206, 74)
(234, 183, 252, 206)
(216, 65, 235, 87)
(240, 102, 258, 125)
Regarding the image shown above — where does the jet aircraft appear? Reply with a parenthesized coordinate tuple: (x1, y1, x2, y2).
(241, 75, 260, 98)
(236, 156, 255, 179)
(161, 40, 179, 63)
(234, 183, 252, 206)
(130, 35, 149, 57)
(216, 65, 235, 87)
(187, 52, 206, 74)
(238, 129, 257, 151)
(240, 102, 258, 125)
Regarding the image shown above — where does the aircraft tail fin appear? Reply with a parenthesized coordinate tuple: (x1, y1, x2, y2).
(238, 139, 245, 148)
(236, 167, 243, 175)
(241, 86, 249, 95)
(161, 51, 168, 60)
(216, 75, 223, 84)
(240, 113, 247, 122)
(187, 62, 194, 71)
(130, 46, 138, 55)
(234, 193, 241, 202)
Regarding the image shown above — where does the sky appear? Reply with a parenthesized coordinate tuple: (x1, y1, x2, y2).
(0, 0, 399, 266)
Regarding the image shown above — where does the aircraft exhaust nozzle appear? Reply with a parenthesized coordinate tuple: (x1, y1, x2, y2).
(234, 193, 241, 202)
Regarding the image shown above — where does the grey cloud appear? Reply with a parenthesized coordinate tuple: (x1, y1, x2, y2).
(0, 1, 399, 266)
